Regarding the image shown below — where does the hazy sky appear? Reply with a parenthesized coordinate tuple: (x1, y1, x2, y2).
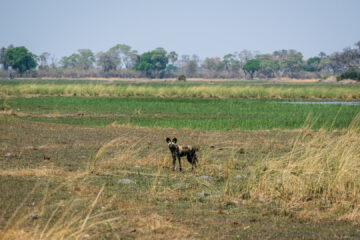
(1, 0, 359, 60)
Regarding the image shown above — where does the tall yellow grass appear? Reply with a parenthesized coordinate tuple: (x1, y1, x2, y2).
(0, 179, 124, 240)
(247, 114, 360, 221)
(1, 83, 360, 99)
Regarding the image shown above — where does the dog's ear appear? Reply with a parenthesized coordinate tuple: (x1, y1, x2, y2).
(166, 137, 171, 143)
(172, 138, 177, 143)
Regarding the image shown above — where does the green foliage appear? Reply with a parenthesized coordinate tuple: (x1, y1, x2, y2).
(304, 57, 321, 72)
(60, 54, 78, 68)
(243, 59, 260, 79)
(60, 49, 95, 70)
(0, 47, 7, 69)
(223, 54, 241, 75)
(223, 54, 235, 72)
(109, 44, 138, 68)
(166, 64, 178, 72)
(202, 57, 225, 72)
(96, 50, 120, 72)
(280, 53, 305, 77)
(167, 51, 178, 64)
(177, 74, 186, 81)
(3, 46, 37, 74)
(337, 71, 360, 81)
(77, 49, 96, 70)
(134, 48, 169, 78)
(259, 59, 280, 78)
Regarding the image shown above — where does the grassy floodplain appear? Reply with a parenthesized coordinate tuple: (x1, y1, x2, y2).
(1, 78, 360, 239)
(1, 96, 360, 130)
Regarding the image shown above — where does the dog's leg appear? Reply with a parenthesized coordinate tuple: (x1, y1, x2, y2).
(172, 154, 176, 171)
(177, 155, 182, 171)
(194, 153, 198, 168)
(187, 154, 194, 170)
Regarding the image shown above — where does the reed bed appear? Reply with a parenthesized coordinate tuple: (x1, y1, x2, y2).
(1, 83, 360, 99)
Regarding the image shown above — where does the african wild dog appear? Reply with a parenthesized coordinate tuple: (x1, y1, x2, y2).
(166, 137, 199, 171)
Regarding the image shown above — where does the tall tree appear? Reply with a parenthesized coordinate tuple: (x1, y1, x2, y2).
(96, 51, 119, 72)
(184, 60, 198, 77)
(38, 52, 51, 69)
(166, 51, 179, 73)
(134, 48, 169, 78)
(60, 54, 80, 68)
(280, 52, 305, 77)
(4, 46, 37, 74)
(202, 57, 225, 73)
(304, 57, 321, 72)
(238, 50, 253, 63)
(273, 49, 298, 60)
(60, 49, 95, 70)
(109, 44, 138, 69)
(223, 54, 236, 72)
(168, 51, 178, 65)
(243, 59, 260, 79)
(77, 49, 95, 70)
(0, 47, 7, 70)
(177, 54, 190, 68)
(0, 45, 14, 70)
(259, 59, 280, 78)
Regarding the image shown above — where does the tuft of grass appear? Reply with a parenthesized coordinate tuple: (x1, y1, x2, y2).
(247, 114, 360, 221)
(0, 180, 123, 240)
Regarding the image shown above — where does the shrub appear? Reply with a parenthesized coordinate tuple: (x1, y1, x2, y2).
(337, 71, 360, 81)
(177, 74, 186, 81)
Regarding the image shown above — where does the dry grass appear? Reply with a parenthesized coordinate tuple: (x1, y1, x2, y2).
(1, 117, 360, 238)
(0, 168, 78, 179)
(0, 182, 124, 240)
(94, 117, 360, 223)
(2, 82, 360, 99)
(247, 114, 360, 221)
(13, 77, 321, 83)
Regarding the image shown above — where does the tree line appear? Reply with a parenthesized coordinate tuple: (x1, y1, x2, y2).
(0, 41, 359, 79)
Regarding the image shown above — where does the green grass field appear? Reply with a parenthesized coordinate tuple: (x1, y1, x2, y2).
(2, 96, 359, 130)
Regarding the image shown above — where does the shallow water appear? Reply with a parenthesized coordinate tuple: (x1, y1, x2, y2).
(283, 101, 360, 105)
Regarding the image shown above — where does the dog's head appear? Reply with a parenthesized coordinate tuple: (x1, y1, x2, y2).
(166, 137, 178, 151)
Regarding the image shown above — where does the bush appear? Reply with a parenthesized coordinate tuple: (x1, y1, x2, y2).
(337, 71, 360, 81)
(177, 74, 186, 81)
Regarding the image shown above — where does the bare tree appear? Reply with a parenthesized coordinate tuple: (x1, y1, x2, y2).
(185, 60, 198, 77)
(109, 44, 138, 69)
(0, 47, 7, 70)
(39, 52, 51, 69)
(50, 55, 58, 68)
(96, 51, 120, 72)
(168, 51, 178, 65)
(238, 50, 253, 64)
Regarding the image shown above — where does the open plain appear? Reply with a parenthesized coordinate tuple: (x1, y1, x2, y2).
(1, 79, 360, 239)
